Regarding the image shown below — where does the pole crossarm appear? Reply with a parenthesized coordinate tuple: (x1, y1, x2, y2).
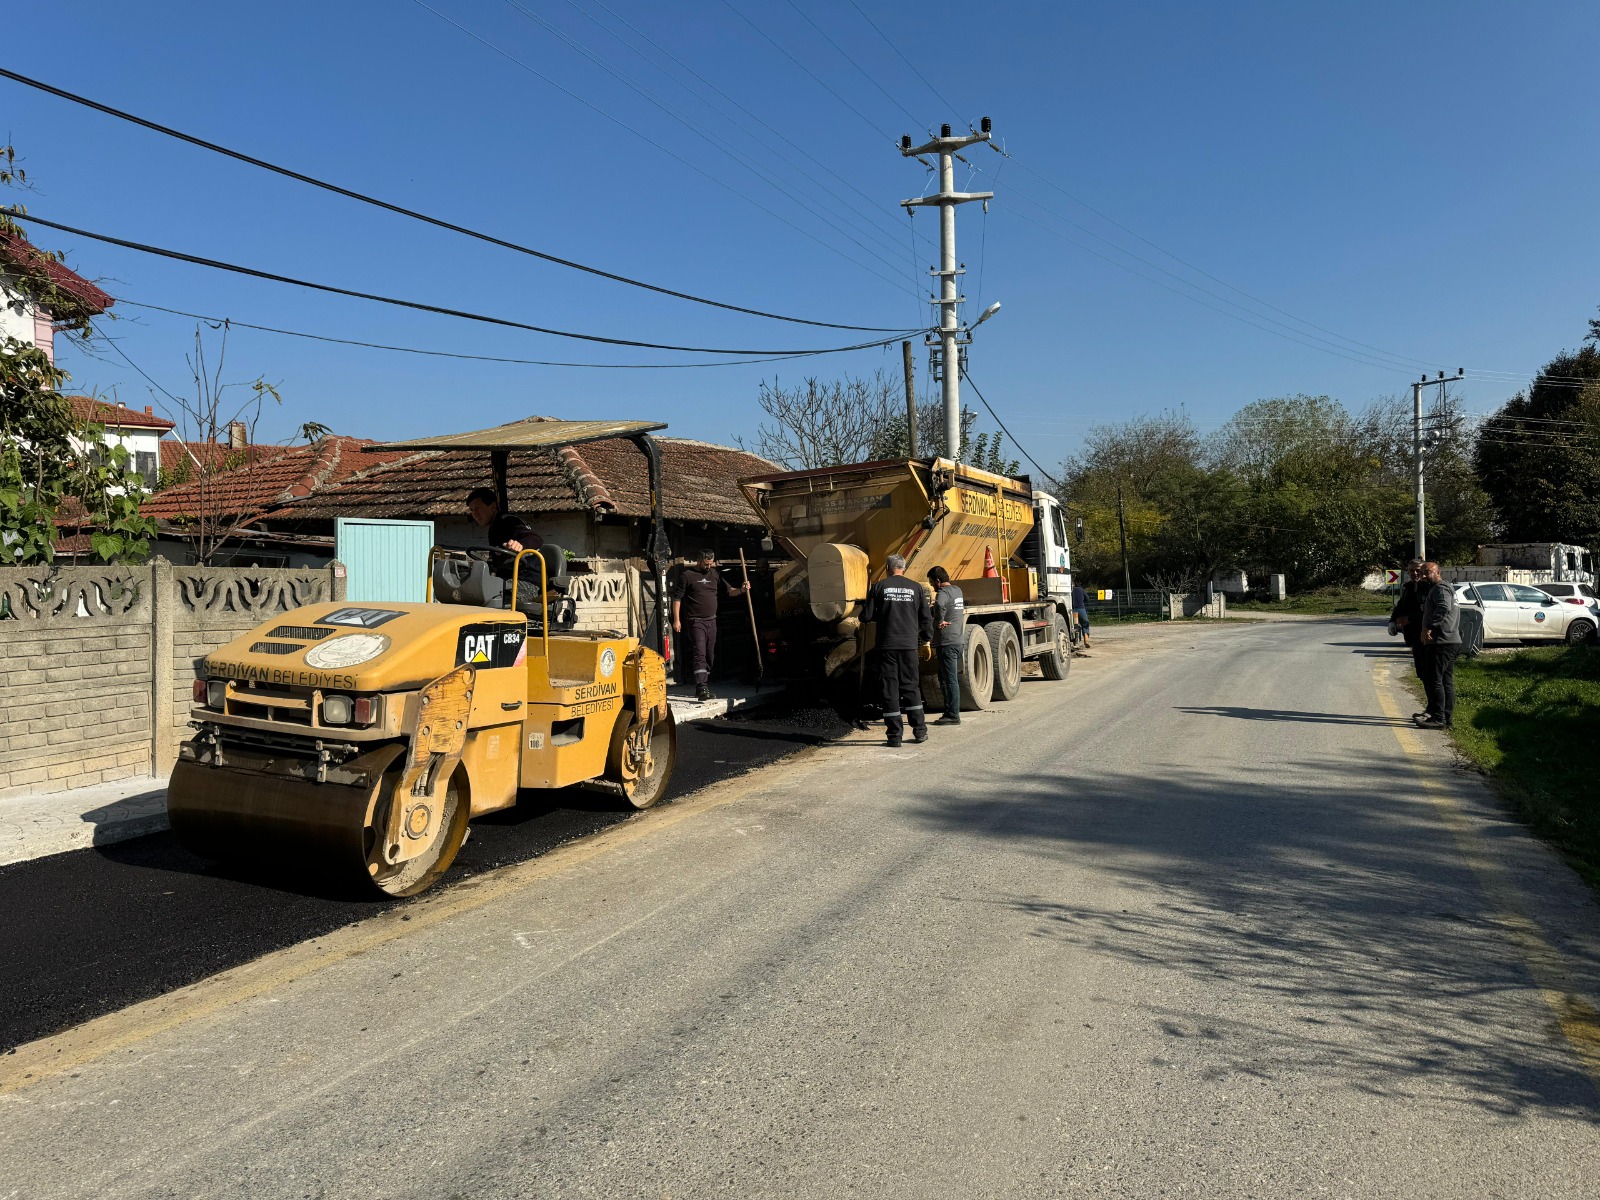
(900, 131, 992, 158)
(900, 192, 994, 209)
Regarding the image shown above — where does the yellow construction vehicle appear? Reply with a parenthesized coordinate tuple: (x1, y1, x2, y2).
(167, 419, 677, 897)
(740, 455, 1076, 710)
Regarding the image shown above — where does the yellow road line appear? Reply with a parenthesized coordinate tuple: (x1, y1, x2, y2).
(1373, 663, 1600, 1089)
(0, 745, 820, 1097)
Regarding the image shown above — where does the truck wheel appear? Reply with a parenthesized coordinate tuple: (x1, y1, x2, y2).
(1566, 619, 1596, 645)
(957, 624, 993, 712)
(986, 622, 1023, 701)
(1038, 612, 1071, 680)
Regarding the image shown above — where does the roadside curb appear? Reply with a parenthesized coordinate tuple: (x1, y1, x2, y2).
(0, 777, 170, 869)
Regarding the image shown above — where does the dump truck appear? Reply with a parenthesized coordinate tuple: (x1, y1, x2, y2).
(738, 456, 1076, 710)
(167, 419, 677, 897)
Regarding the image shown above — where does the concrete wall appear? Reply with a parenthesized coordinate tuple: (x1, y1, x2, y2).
(0, 559, 345, 798)
(1169, 591, 1227, 619)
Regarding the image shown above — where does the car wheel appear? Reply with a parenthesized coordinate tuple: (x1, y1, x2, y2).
(1565, 619, 1595, 646)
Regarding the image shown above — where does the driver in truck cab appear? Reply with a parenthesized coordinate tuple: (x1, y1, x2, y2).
(465, 487, 546, 614)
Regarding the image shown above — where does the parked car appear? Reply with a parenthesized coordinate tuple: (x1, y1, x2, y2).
(1533, 581, 1600, 607)
(1454, 582, 1597, 644)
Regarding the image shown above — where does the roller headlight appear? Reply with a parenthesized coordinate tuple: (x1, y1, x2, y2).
(206, 679, 227, 709)
(304, 633, 390, 669)
(321, 694, 354, 725)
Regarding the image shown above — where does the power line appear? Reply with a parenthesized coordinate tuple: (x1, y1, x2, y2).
(409, 1, 921, 298)
(840, 0, 963, 117)
(8, 209, 925, 356)
(559, 0, 931, 261)
(959, 369, 1061, 489)
(777, 0, 923, 129)
(717, 0, 897, 142)
(0, 64, 914, 330)
(116, 297, 916, 369)
(498, 1, 914, 276)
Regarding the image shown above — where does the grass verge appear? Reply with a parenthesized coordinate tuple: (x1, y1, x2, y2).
(1231, 586, 1395, 616)
(1448, 645, 1600, 886)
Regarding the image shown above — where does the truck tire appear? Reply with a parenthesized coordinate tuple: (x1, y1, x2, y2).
(957, 623, 993, 712)
(986, 622, 1022, 701)
(1038, 612, 1071, 680)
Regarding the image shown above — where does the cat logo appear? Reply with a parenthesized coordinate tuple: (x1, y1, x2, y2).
(456, 621, 528, 669)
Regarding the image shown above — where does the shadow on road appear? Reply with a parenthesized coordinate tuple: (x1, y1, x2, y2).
(1175, 706, 1413, 727)
(907, 757, 1599, 1123)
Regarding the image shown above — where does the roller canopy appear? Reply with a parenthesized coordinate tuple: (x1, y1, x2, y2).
(373, 417, 667, 453)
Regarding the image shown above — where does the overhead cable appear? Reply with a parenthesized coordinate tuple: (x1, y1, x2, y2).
(118, 298, 914, 369)
(841, 0, 964, 117)
(958, 369, 1062, 489)
(0, 64, 916, 325)
(7, 210, 924, 356)
(407, 2, 917, 299)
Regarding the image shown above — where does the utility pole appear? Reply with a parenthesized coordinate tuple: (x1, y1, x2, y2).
(1117, 482, 1133, 598)
(1412, 368, 1465, 563)
(900, 119, 994, 459)
(901, 340, 918, 458)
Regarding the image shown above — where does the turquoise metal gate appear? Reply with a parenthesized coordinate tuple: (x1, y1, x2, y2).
(335, 518, 434, 603)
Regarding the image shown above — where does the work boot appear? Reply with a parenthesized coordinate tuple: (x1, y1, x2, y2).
(696, 685, 713, 702)
(912, 727, 929, 744)
(1414, 715, 1446, 729)
(886, 737, 902, 748)
(934, 714, 961, 726)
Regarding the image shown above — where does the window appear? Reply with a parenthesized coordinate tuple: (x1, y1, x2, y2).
(134, 450, 158, 483)
(1583, 585, 1599, 601)
(1472, 584, 1510, 603)
(1508, 584, 1552, 604)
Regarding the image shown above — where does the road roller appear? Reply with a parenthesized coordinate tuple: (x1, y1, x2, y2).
(168, 419, 678, 897)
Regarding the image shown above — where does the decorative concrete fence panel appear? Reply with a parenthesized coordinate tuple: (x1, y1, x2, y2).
(0, 560, 344, 799)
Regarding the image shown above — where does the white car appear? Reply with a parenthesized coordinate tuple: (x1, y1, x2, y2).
(1534, 581, 1600, 607)
(1453, 581, 1597, 645)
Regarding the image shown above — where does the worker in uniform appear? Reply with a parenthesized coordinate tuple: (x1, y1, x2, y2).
(862, 554, 933, 747)
(672, 548, 749, 702)
(927, 565, 966, 725)
(466, 486, 547, 617)
(1071, 582, 1091, 650)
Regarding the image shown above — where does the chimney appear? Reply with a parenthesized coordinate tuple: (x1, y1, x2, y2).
(144, 405, 154, 416)
(227, 421, 247, 450)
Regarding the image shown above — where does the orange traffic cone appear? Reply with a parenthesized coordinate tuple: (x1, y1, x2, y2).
(983, 546, 999, 578)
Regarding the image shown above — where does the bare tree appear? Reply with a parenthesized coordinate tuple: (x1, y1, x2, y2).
(740, 371, 900, 469)
(157, 325, 284, 564)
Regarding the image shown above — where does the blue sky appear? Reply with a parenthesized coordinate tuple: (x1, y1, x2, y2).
(8, 1, 1598, 471)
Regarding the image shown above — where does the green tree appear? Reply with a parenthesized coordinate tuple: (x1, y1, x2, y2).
(1472, 339, 1600, 545)
(1, 144, 155, 563)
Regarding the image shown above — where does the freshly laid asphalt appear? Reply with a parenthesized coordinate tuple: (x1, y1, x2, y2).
(0, 717, 828, 1053)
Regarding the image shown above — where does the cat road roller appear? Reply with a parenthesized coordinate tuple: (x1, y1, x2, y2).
(167, 419, 677, 897)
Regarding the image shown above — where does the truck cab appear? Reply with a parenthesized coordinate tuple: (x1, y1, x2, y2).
(1028, 491, 1073, 605)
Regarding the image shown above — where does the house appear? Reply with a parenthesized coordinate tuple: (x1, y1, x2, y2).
(137, 435, 415, 566)
(66, 396, 174, 486)
(280, 430, 781, 562)
(0, 229, 113, 364)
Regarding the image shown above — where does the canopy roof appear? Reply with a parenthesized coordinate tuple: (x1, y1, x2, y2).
(373, 417, 666, 453)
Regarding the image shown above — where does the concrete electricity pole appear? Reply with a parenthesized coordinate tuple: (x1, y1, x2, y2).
(901, 339, 918, 458)
(1412, 368, 1465, 563)
(900, 119, 995, 458)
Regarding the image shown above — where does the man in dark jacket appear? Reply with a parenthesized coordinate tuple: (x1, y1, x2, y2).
(1389, 560, 1427, 707)
(672, 549, 749, 702)
(928, 565, 966, 725)
(862, 554, 933, 747)
(1416, 561, 1461, 730)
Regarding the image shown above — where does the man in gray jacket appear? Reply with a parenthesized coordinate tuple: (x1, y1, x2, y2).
(927, 566, 966, 725)
(1416, 561, 1461, 730)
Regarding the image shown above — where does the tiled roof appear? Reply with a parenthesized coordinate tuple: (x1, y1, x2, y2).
(67, 396, 175, 431)
(159, 439, 242, 475)
(281, 436, 780, 527)
(141, 436, 417, 523)
(0, 230, 114, 317)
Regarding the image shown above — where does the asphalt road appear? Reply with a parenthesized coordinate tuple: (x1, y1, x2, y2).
(4, 620, 1599, 1198)
(0, 717, 827, 1053)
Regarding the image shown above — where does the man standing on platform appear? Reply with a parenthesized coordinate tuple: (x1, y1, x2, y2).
(672, 549, 749, 703)
(863, 554, 933, 747)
